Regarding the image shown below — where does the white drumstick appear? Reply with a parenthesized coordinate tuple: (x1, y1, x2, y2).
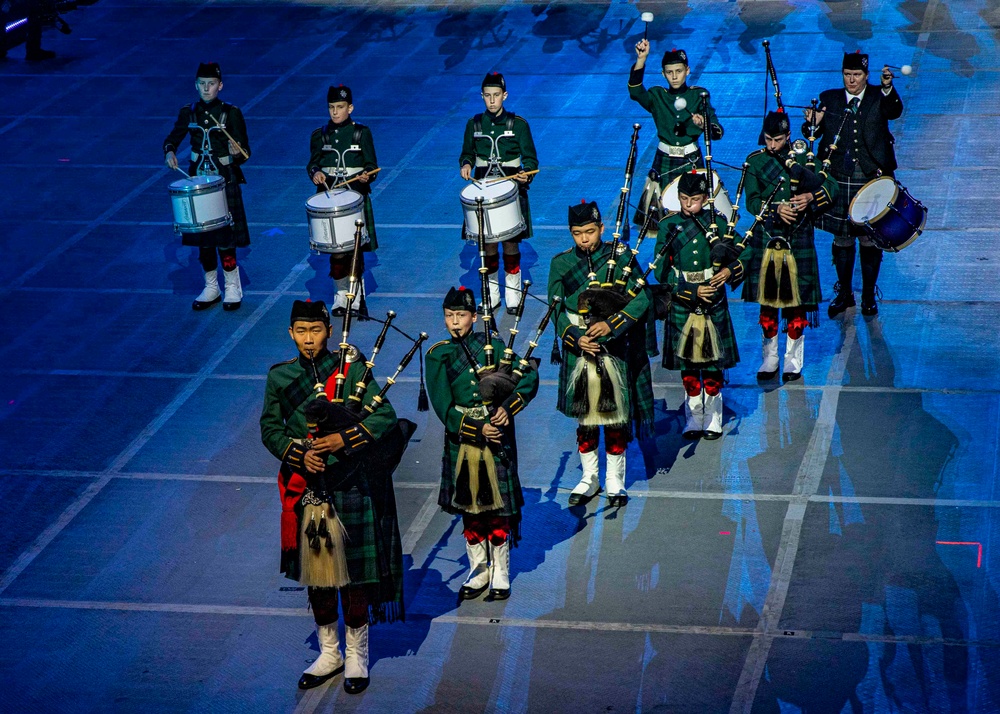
(173, 166, 192, 179)
(641, 11, 653, 41)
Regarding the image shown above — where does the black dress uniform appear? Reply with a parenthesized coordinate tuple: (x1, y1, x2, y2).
(808, 51, 903, 317)
(163, 62, 251, 311)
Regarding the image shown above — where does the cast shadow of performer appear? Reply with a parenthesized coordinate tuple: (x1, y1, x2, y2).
(818, 0, 874, 43)
(753, 317, 971, 712)
(897, 0, 979, 78)
(334, 10, 413, 55)
(620, 0, 693, 55)
(434, 9, 513, 71)
(530, 3, 634, 57)
(735, 0, 795, 54)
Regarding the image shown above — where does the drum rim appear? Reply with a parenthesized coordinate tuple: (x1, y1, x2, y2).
(309, 235, 370, 253)
(169, 176, 226, 194)
(305, 191, 365, 213)
(870, 204, 927, 252)
(463, 218, 526, 243)
(460, 181, 519, 206)
(848, 177, 899, 225)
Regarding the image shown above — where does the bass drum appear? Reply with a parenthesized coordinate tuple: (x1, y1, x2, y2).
(848, 177, 927, 252)
(660, 169, 734, 222)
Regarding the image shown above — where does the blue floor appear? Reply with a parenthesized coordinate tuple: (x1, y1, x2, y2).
(1, 1, 999, 712)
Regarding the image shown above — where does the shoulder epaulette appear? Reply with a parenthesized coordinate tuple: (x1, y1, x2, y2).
(662, 210, 680, 218)
(427, 339, 451, 355)
(554, 246, 575, 257)
(269, 357, 297, 371)
(746, 148, 767, 159)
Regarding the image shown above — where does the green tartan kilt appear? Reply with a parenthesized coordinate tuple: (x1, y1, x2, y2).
(661, 296, 741, 371)
(740, 222, 822, 310)
(329, 487, 381, 584)
(438, 430, 524, 519)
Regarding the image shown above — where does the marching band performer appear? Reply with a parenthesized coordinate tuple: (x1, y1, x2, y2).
(741, 110, 837, 381)
(307, 85, 379, 316)
(628, 40, 724, 227)
(260, 300, 405, 695)
(425, 287, 539, 601)
(163, 62, 252, 312)
(459, 72, 539, 315)
(548, 201, 655, 506)
(805, 51, 903, 317)
(655, 172, 748, 440)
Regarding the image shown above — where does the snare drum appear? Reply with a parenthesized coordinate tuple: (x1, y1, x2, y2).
(460, 180, 526, 243)
(306, 189, 370, 254)
(169, 176, 232, 234)
(848, 177, 927, 252)
(660, 169, 735, 222)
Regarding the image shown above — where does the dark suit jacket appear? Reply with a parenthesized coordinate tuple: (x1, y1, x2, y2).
(803, 84, 903, 178)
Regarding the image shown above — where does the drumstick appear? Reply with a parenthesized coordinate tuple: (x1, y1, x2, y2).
(322, 177, 332, 198)
(331, 167, 382, 190)
(885, 64, 913, 75)
(483, 169, 540, 185)
(207, 114, 250, 159)
(173, 166, 192, 179)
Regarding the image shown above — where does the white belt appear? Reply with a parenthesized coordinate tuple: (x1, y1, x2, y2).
(675, 267, 714, 284)
(190, 152, 232, 166)
(474, 157, 522, 168)
(455, 405, 489, 420)
(657, 142, 700, 158)
(567, 311, 584, 328)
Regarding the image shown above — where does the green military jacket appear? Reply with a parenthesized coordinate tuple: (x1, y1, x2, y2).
(307, 119, 377, 182)
(742, 147, 837, 229)
(627, 67, 723, 147)
(260, 348, 397, 471)
(425, 331, 538, 448)
(459, 108, 538, 180)
(654, 210, 751, 303)
(163, 98, 251, 182)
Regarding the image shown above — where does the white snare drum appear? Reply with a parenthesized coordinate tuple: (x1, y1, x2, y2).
(169, 175, 232, 234)
(460, 180, 526, 243)
(660, 169, 735, 222)
(306, 189, 370, 254)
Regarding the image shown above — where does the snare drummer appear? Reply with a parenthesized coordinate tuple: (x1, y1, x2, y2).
(629, 41, 724, 228)
(459, 72, 538, 315)
(804, 51, 903, 317)
(739, 111, 837, 382)
(164, 62, 252, 312)
(307, 85, 379, 316)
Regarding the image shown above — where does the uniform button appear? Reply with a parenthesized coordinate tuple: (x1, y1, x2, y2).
(693, 260, 699, 266)
(469, 368, 474, 373)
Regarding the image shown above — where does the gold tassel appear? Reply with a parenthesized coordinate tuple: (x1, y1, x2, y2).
(453, 444, 503, 514)
(675, 311, 721, 363)
(299, 502, 350, 588)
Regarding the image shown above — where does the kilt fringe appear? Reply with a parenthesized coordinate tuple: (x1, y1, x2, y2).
(299, 502, 351, 588)
(677, 312, 722, 364)
(569, 354, 629, 427)
(453, 444, 504, 514)
(758, 243, 802, 309)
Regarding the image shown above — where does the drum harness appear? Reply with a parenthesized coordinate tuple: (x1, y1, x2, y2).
(187, 102, 234, 176)
(472, 113, 521, 179)
(320, 125, 366, 181)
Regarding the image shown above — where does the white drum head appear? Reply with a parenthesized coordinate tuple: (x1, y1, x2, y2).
(849, 178, 897, 223)
(306, 189, 363, 210)
(169, 175, 223, 192)
(660, 169, 730, 218)
(461, 179, 518, 205)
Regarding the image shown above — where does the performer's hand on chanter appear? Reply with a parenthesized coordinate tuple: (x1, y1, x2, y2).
(789, 193, 814, 212)
(490, 407, 510, 427)
(578, 335, 602, 356)
(482, 423, 503, 444)
(697, 284, 718, 303)
(310, 433, 345, 454)
(165, 151, 178, 170)
(311, 171, 326, 186)
(709, 267, 731, 287)
(776, 202, 799, 224)
(304, 449, 326, 474)
(585, 321, 612, 339)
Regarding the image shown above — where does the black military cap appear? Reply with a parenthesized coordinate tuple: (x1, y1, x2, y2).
(763, 109, 791, 136)
(568, 199, 602, 228)
(678, 170, 708, 197)
(196, 62, 222, 80)
(661, 48, 688, 67)
(327, 84, 352, 104)
(290, 299, 330, 326)
(482, 71, 506, 92)
(843, 51, 869, 72)
(443, 286, 476, 313)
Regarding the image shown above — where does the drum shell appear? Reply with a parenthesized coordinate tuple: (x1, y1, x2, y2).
(848, 178, 927, 252)
(306, 189, 370, 254)
(169, 176, 232, 234)
(460, 180, 526, 244)
(660, 169, 734, 222)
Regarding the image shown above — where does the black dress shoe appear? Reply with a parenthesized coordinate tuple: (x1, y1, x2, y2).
(192, 295, 221, 311)
(827, 290, 856, 318)
(703, 430, 723, 441)
(506, 306, 519, 316)
(782, 372, 802, 383)
(458, 582, 488, 600)
(860, 298, 878, 316)
(222, 300, 241, 312)
(567, 488, 599, 506)
(756, 368, 779, 381)
(488, 588, 511, 601)
(298, 664, 344, 690)
(607, 493, 629, 507)
(344, 677, 369, 695)
(682, 429, 702, 441)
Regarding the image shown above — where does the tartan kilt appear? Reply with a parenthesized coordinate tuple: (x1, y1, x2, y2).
(181, 165, 250, 248)
(555, 325, 656, 439)
(816, 172, 868, 239)
(438, 424, 524, 519)
(634, 149, 702, 228)
(661, 295, 740, 371)
(741, 222, 823, 310)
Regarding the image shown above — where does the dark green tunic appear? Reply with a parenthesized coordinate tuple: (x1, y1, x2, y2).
(459, 108, 538, 239)
(547, 240, 656, 439)
(260, 348, 404, 622)
(425, 332, 539, 523)
(739, 148, 838, 313)
(307, 119, 379, 249)
(654, 211, 750, 371)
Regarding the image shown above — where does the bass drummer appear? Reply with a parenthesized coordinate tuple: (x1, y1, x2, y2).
(308, 85, 379, 316)
(164, 62, 252, 312)
(804, 51, 902, 318)
(628, 41, 724, 229)
(459, 72, 538, 315)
